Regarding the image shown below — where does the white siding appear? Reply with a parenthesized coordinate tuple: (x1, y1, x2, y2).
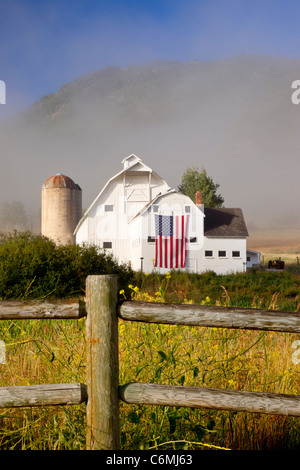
(202, 238, 247, 274)
(246, 250, 261, 268)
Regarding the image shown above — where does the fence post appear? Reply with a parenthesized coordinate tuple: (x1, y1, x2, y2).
(86, 275, 120, 450)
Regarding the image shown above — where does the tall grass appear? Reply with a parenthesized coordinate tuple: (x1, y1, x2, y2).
(0, 318, 87, 449)
(119, 323, 300, 450)
(119, 271, 300, 450)
(0, 267, 300, 450)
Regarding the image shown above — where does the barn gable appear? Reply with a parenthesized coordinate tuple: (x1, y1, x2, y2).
(74, 154, 170, 235)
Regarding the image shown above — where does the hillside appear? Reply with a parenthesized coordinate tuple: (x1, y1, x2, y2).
(1, 55, 300, 240)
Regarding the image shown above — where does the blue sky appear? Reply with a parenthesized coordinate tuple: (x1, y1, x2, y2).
(1, 0, 300, 118)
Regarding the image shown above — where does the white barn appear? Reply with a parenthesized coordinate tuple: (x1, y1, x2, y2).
(74, 155, 249, 274)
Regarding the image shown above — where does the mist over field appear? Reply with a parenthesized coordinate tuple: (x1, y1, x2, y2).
(0, 55, 300, 244)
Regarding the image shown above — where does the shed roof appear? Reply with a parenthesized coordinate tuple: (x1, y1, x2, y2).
(204, 207, 248, 237)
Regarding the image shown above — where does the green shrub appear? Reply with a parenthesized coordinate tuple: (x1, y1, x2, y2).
(0, 232, 134, 299)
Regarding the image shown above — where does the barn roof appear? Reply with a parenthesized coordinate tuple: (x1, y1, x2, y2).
(204, 207, 249, 237)
(73, 155, 169, 235)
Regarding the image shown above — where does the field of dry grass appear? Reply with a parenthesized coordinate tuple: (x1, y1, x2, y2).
(247, 229, 300, 266)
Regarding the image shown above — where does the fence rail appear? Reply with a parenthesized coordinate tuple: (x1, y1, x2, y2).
(0, 299, 85, 319)
(0, 383, 87, 408)
(119, 299, 300, 333)
(0, 274, 299, 450)
(119, 383, 300, 417)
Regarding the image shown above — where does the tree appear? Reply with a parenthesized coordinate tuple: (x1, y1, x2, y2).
(1, 201, 28, 232)
(178, 166, 224, 208)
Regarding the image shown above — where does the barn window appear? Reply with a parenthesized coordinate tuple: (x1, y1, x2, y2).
(104, 205, 114, 212)
(205, 250, 213, 257)
(232, 251, 240, 258)
(103, 242, 112, 249)
(148, 236, 155, 243)
(185, 205, 191, 213)
(152, 205, 159, 213)
(190, 237, 197, 243)
(218, 250, 226, 257)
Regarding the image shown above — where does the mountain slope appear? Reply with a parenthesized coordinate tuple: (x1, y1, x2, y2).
(1, 56, 300, 235)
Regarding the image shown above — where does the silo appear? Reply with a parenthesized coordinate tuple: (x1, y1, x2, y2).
(41, 173, 82, 244)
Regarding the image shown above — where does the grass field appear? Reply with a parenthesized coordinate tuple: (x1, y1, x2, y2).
(256, 246, 299, 267)
(0, 264, 300, 450)
(248, 229, 300, 266)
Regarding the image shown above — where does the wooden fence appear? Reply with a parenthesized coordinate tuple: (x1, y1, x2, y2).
(0, 274, 300, 450)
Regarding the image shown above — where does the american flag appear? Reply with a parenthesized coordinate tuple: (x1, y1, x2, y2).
(154, 214, 189, 269)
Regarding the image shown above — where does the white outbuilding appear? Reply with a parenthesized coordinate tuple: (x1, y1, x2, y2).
(74, 155, 249, 274)
(246, 249, 261, 268)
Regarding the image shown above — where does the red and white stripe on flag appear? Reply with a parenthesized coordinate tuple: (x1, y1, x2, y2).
(154, 214, 189, 269)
